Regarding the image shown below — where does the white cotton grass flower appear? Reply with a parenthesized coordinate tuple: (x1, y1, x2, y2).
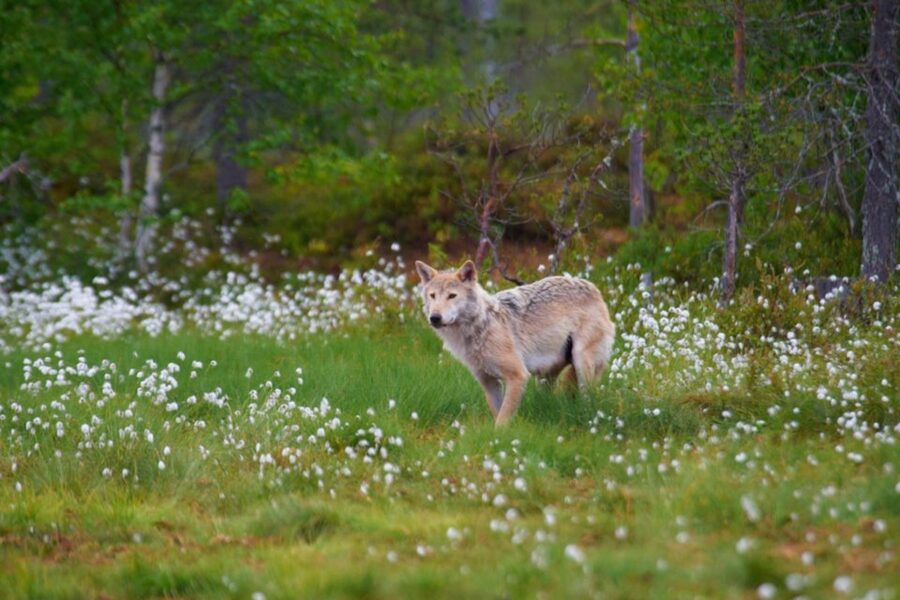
(564, 544, 586, 564)
(833, 576, 853, 594)
(741, 495, 761, 522)
(735, 537, 754, 554)
(531, 546, 549, 569)
(0, 238, 415, 351)
(785, 573, 809, 592)
(543, 507, 556, 526)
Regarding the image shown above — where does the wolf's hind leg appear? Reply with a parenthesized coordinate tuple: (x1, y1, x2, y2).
(573, 320, 615, 388)
(572, 336, 604, 388)
(554, 364, 578, 393)
(573, 349, 596, 388)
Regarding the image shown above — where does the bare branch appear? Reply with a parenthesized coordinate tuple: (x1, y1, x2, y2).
(0, 156, 29, 184)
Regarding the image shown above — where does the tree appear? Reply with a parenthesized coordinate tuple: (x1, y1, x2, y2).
(634, 1, 879, 292)
(549, 137, 620, 274)
(178, 0, 388, 216)
(720, 0, 746, 304)
(860, 0, 898, 283)
(429, 85, 550, 283)
(429, 82, 616, 280)
(626, 0, 647, 228)
(135, 53, 171, 272)
(1, 0, 396, 264)
(0, 0, 146, 220)
(0, 0, 187, 265)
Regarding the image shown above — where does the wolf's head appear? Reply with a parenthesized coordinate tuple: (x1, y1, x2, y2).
(414, 260, 479, 329)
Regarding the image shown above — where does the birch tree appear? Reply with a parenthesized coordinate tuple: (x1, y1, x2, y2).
(116, 100, 135, 262)
(135, 54, 171, 272)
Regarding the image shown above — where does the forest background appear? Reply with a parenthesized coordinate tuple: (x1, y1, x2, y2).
(1, 0, 896, 294)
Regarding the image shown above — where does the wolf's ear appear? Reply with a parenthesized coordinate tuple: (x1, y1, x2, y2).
(457, 260, 477, 283)
(415, 261, 437, 283)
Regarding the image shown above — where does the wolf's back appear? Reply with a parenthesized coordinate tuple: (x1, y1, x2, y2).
(496, 276, 600, 313)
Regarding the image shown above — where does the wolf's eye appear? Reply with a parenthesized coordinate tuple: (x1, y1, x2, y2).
(447, 293, 457, 299)
(429, 293, 435, 299)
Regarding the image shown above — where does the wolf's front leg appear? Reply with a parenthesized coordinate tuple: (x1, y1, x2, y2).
(476, 373, 503, 419)
(494, 368, 529, 427)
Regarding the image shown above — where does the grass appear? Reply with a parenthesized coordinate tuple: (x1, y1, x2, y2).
(1, 314, 897, 600)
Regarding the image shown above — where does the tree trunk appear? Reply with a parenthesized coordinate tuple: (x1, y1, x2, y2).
(628, 127, 645, 228)
(213, 99, 249, 217)
(460, 0, 497, 21)
(826, 124, 856, 236)
(474, 196, 495, 266)
(461, 0, 500, 111)
(732, 1, 746, 99)
(135, 56, 170, 273)
(117, 100, 134, 262)
(860, 0, 898, 284)
(116, 148, 133, 258)
(721, 178, 743, 302)
(720, 0, 746, 305)
(627, 0, 646, 228)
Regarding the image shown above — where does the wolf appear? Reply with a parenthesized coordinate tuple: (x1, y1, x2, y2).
(415, 260, 615, 426)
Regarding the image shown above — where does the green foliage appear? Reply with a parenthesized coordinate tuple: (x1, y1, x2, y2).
(0, 0, 883, 294)
(592, 0, 873, 291)
(611, 209, 864, 287)
(610, 225, 721, 284)
(0, 0, 425, 223)
(262, 142, 443, 257)
(60, 191, 132, 215)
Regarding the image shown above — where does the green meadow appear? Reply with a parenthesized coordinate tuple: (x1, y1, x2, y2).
(3, 1, 898, 597)
(2, 300, 897, 599)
